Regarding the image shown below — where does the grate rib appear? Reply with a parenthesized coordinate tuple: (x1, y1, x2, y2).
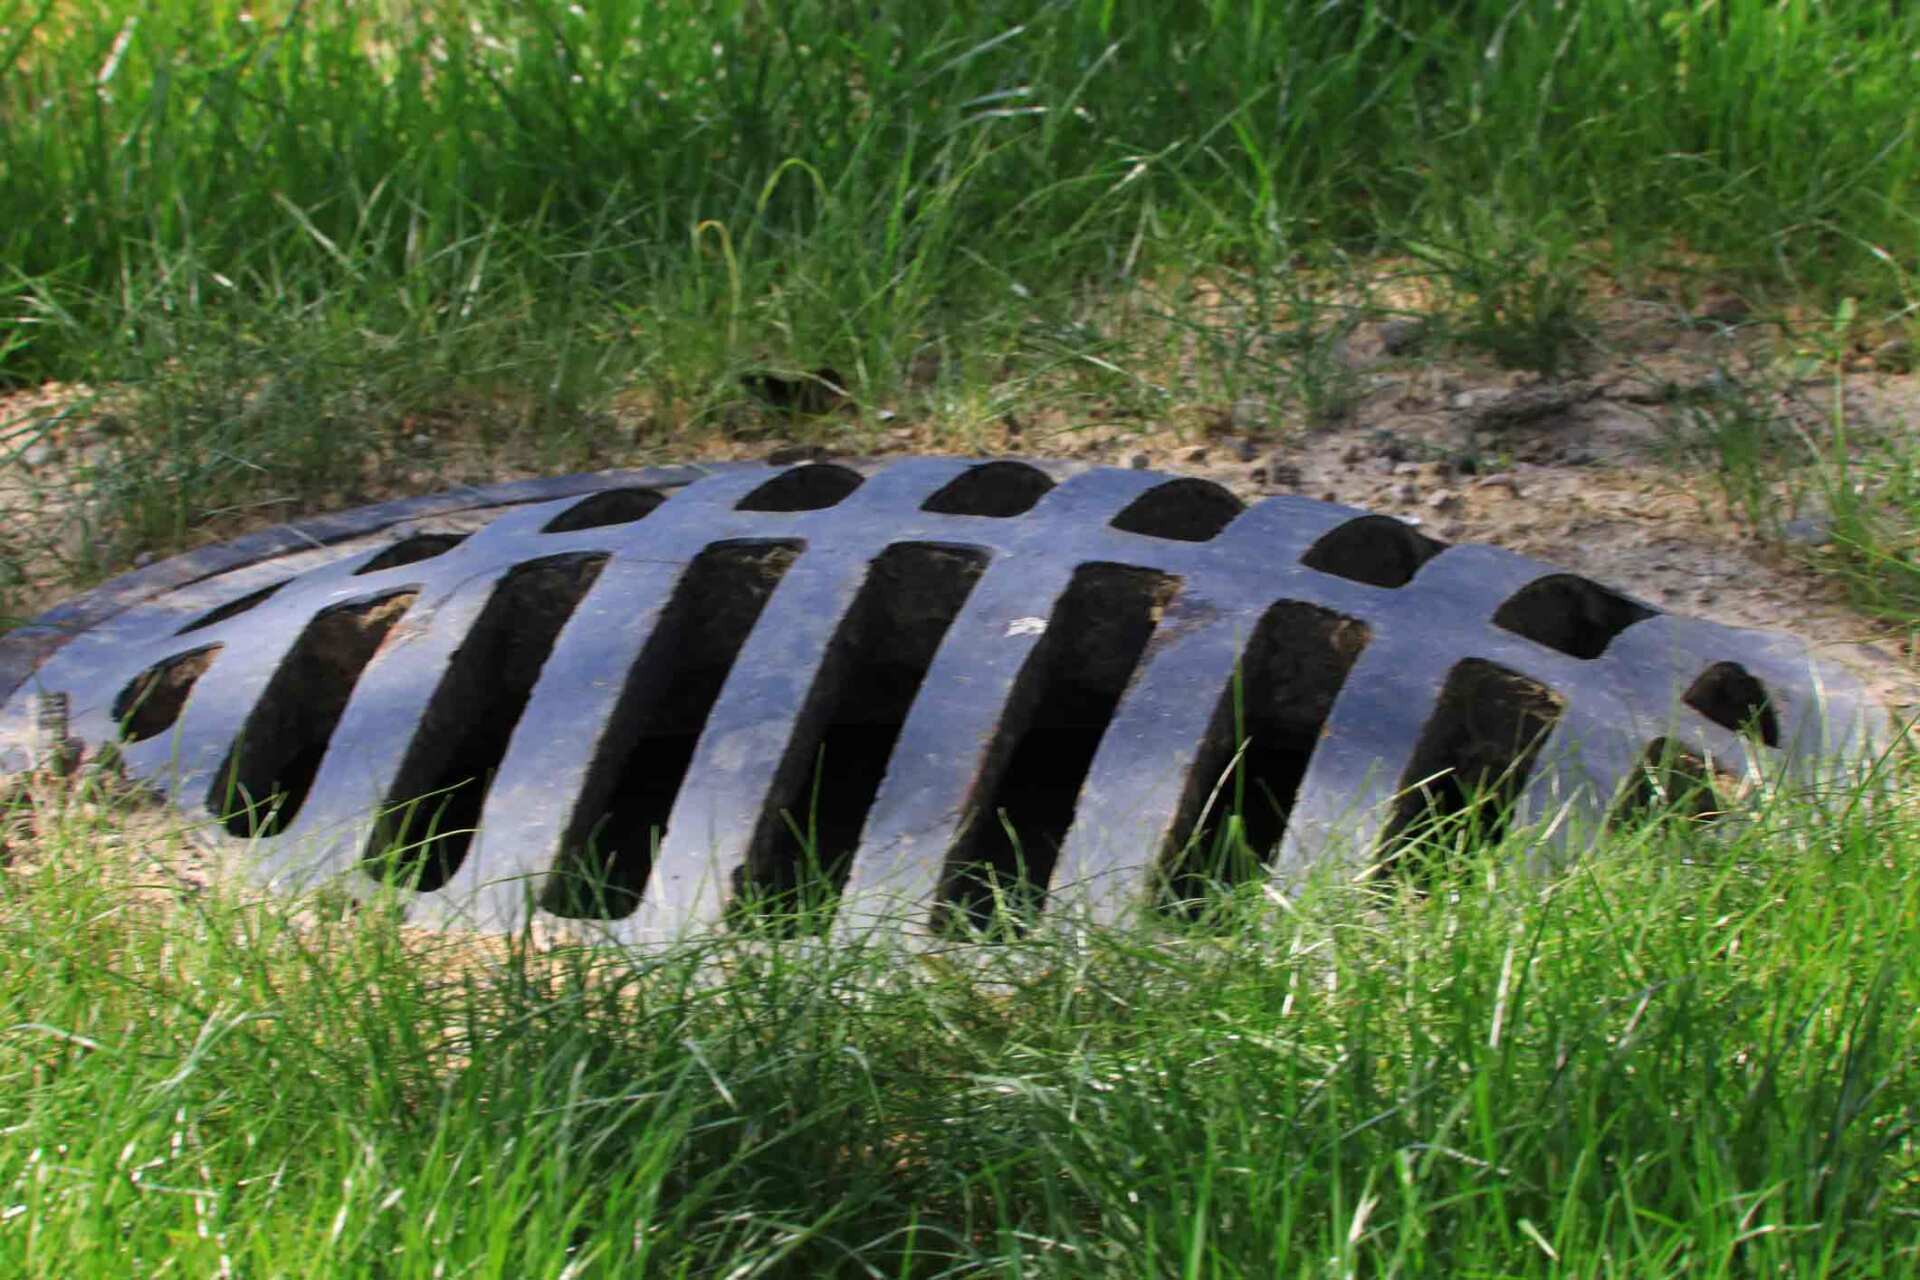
(212, 591, 417, 838)
(833, 555, 1084, 942)
(1045, 598, 1252, 926)
(938, 563, 1179, 933)
(619, 548, 874, 944)
(732, 543, 989, 933)
(1268, 633, 1461, 883)
(421, 556, 701, 930)
(366, 555, 607, 892)
(248, 566, 511, 892)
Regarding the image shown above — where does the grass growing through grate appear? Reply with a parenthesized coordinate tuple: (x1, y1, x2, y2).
(3, 759, 1917, 1276)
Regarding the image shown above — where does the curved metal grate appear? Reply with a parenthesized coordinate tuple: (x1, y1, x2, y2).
(0, 457, 1885, 941)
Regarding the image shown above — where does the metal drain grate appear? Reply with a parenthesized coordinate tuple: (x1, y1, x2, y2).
(0, 457, 1885, 941)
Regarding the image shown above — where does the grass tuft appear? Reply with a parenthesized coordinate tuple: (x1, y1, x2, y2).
(3, 759, 1918, 1275)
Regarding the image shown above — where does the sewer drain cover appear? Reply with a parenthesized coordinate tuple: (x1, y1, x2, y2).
(0, 458, 1886, 940)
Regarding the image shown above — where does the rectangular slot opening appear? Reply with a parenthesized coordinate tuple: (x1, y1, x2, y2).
(120, 646, 221, 744)
(939, 563, 1178, 935)
(542, 541, 800, 919)
(210, 593, 415, 836)
(729, 543, 989, 933)
(367, 556, 607, 891)
(1163, 602, 1371, 912)
(1378, 658, 1564, 872)
(1610, 737, 1744, 827)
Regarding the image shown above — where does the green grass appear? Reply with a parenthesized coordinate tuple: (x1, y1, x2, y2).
(3, 763, 1918, 1277)
(1665, 298, 1920, 624)
(2, 0, 1918, 604)
(14, 0, 1915, 377)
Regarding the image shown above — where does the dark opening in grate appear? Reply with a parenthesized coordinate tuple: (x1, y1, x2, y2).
(1110, 479, 1243, 542)
(941, 563, 1178, 931)
(920, 462, 1054, 517)
(355, 533, 468, 576)
(1683, 661, 1780, 748)
(543, 542, 800, 919)
(1493, 573, 1655, 660)
(212, 592, 417, 837)
(541, 488, 665, 533)
(1166, 602, 1371, 904)
(1380, 659, 1564, 864)
(116, 646, 221, 743)
(1613, 737, 1739, 823)
(737, 463, 864, 512)
(732, 543, 990, 929)
(177, 581, 287, 634)
(1301, 515, 1445, 588)
(370, 557, 605, 890)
